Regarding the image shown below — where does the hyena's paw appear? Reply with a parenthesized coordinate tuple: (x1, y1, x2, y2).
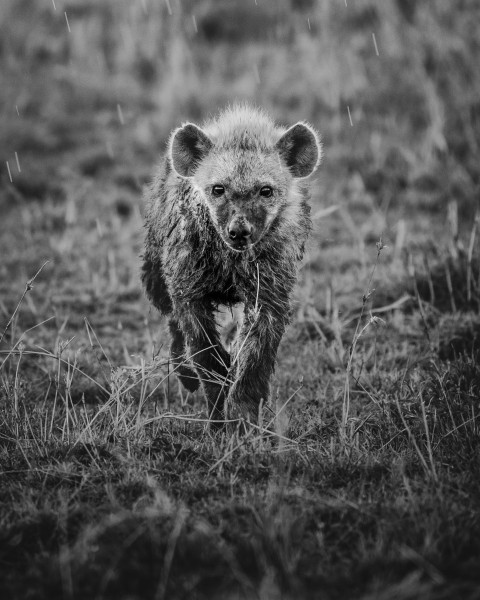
(227, 384, 264, 424)
(175, 364, 200, 393)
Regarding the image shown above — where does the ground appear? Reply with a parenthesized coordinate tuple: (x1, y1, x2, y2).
(1, 1, 480, 599)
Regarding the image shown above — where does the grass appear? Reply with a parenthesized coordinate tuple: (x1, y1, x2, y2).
(1, 0, 480, 598)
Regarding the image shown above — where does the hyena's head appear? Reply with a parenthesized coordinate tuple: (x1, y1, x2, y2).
(168, 106, 321, 252)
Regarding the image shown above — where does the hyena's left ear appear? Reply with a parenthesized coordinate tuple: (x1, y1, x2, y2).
(169, 123, 213, 178)
(276, 123, 322, 178)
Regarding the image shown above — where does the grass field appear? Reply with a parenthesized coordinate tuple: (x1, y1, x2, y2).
(1, 1, 480, 598)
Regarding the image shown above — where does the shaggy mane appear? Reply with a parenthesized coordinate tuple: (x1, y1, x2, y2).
(203, 104, 285, 151)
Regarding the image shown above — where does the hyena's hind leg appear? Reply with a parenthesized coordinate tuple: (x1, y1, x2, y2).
(168, 319, 200, 393)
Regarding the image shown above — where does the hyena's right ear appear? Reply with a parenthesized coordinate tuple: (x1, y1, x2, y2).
(169, 123, 213, 178)
(276, 122, 322, 179)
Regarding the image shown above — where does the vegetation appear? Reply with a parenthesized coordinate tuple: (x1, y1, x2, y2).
(1, 0, 480, 598)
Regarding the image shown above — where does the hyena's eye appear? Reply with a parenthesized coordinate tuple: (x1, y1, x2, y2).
(212, 185, 225, 196)
(259, 186, 273, 198)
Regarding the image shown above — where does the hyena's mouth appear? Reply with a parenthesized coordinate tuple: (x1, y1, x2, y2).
(225, 239, 252, 253)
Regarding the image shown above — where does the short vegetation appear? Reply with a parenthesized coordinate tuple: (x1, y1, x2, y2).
(1, 1, 480, 598)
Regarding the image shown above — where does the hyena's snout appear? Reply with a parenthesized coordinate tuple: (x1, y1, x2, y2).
(226, 216, 253, 251)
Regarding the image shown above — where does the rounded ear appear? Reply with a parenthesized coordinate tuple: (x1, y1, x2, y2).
(275, 123, 322, 178)
(169, 123, 213, 178)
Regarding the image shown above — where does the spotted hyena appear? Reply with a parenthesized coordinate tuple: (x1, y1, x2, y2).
(142, 105, 321, 424)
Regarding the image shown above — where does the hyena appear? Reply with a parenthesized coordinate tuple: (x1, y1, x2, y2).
(142, 105, 321, 424)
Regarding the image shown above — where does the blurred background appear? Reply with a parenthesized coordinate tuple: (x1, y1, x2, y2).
(1, 0, 479, 210)
(0, 0, 479, 357)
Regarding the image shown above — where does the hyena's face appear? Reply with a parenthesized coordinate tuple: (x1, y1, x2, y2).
(193, 151, 291, 251)
(169, 117, 321, 252)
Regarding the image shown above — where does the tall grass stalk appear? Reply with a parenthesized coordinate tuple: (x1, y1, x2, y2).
(340, 239, 385, 447)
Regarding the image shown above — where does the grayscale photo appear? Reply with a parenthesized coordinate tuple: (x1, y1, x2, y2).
(1, 1, 479, 598)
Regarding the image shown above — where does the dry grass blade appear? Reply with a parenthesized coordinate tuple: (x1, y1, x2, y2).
(155, 508, 189, 600)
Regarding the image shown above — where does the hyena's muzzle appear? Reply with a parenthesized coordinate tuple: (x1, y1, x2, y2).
(227, 215, 253, 250)
(221, 205, 269, 252)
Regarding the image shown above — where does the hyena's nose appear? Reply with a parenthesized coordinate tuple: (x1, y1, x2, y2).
(228, 221, 252, 242)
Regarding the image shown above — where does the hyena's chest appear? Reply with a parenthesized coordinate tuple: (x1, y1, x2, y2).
(166, 242, 243, 304)
(200, 258, 253, 306)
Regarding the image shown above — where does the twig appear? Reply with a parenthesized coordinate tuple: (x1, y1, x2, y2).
(0, 261, 50, 345)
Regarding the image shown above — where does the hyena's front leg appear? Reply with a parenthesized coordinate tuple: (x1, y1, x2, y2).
(174, 301, 231, 423)
(168, 318, 200, 393)
(227, 306, 290, 421)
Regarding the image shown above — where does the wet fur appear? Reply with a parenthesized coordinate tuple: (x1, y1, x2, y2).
(142, 106, 320, 423)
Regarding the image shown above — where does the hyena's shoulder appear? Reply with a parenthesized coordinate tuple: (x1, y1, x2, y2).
(145, 155, 220, 265)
